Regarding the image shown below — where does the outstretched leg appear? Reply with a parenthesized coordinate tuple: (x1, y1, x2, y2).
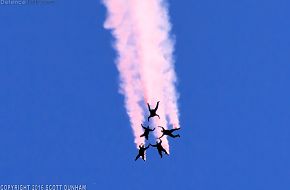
(168, 134, 180, 138)
(154, 101, 160, 111)
(158, 150, 163, 158)
(140, 133, 145, 138)
(135, 154, 140, 161)
(162, 148, 169, 155)
(144, 134, 149, 140)
(141, 155, 145, 161)
(147, 116, 152, 121)
(170, 128, 181, 133)
(156, 114, 160, 119)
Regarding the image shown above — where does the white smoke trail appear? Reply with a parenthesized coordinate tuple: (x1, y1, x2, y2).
(103, 0, 179, 150)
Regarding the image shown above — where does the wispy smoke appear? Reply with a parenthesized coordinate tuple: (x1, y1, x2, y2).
(103, 0, 179, 150)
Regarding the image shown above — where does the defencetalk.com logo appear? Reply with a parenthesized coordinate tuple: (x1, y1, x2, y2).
(0, 0, 54, 5)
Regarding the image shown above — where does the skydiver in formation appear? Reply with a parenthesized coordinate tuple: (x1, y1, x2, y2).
(140, 124, 155, 140)
(135, 144, 150, 161)
(158, 126, 181, 139)
(150, 139, 169, 158)
(147, 101, 160, 121)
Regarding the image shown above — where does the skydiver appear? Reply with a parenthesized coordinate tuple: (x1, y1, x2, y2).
(150, 139, 169, 158)
(147, 101, 160, 121)
(158, 126, 181, 139)
(140, 124, 155, 140)
(135, 144, 150, 161)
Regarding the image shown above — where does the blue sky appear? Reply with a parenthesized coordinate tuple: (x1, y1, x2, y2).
(0, 0, 290, 189)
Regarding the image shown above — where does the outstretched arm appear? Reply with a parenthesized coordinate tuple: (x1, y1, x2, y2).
(154, 101, 160, 111)
(158, 126, 165, 131)
(147, 103, 151, 111)
(145, 145, 150, 149)
(141, 124, 146, 130)
(149, 128, 155, 131)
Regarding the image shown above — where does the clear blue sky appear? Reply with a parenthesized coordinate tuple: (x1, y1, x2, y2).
(0, 0, 289, 189)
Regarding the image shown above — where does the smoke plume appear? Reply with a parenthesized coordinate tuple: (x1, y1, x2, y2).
(103, 0, 179, 150)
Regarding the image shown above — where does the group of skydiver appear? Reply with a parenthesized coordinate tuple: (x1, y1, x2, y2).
(135, 101, 181, 161)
